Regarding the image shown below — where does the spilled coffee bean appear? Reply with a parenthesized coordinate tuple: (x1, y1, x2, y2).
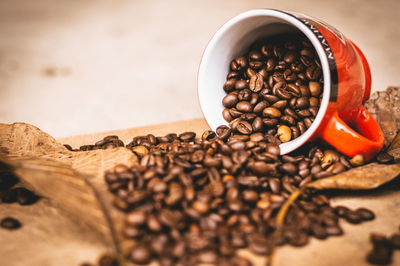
(1, 217, 22, 230)
(366, 225, 400, 265)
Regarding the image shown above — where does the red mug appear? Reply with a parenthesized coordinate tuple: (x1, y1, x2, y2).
(198, 9, 384, 161)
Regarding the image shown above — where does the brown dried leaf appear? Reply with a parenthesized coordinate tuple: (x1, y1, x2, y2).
(306, 163, 400, 190)
(0, 122, 140, 265)
(365, 86, 400, 146)
(387, 132, 400, 159)
(0, 158, 114, 266)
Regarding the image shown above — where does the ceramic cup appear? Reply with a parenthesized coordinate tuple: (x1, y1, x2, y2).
(198, 9, 384, 161)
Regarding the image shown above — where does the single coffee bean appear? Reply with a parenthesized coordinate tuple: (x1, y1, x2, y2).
(309, 81, 322, 96)
(263, 107, 281, 118)
(345, 210, 362, 224)
(366, 246, 392, 265)
(98, 254, 119, 266)
(376, 152, 394, 164)
(1, 217, 21, 230)
(222, 93, 239, 108)
(246, 68, 256, 78)
(277, 125, 292, 143)
(390, 234, 400, 249)
(126, 210, 146, 226)
(130, 246, 152, 265)
(223, 79, 237, 92)
(271, 100, 287, 110)
(236, 120, 253, 135)
(242, 190, 259, 202)
(235, 80, 248, 90)
(355, 208, 375, 221)
(350, 154, 365, 166)
(253, 101, 268, 113)
(249, 73, 264, 92)
(236, 101, 253, 113)
(216, 125, 232, 140)
(222, 109, 233, 122)
(179, 132, 196, 142)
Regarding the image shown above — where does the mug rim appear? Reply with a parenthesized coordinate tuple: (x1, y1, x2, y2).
(197, 8, 331, 154)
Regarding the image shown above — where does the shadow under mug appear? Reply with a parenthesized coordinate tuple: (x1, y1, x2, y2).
(198, 9, 384, 161)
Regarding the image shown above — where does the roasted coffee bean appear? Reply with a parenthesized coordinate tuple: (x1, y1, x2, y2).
(252, 117, 263, 132)
(179, 132, 196, 142)
(236, 101, 253, 113)
(249, 73, 264, 92)
(216, 125, 232, 140)
(345, 211, 362, 224)
(350, 154, 365, 166)
(355, 208, 375, 221)
(222, 93, 239, 108)
(223, 79, 237, 92)
(235, 80, 248, 90)
(126, 210, 146, 226)
(231, 56, 248, 71)
(390, 234, 400, 249)
(1, 217, 21, 230)
(98, 253, 119, 266)
(333, 206, 349, 218)
(376, 152, 395, 164)
(236, 120, 253, 135)
(367, 246, 392, 265)
(277, 125, 292, 142)
(130, 246, 152, 265)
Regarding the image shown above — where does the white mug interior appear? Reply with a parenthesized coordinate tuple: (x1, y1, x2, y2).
(198, 9, 331, 154)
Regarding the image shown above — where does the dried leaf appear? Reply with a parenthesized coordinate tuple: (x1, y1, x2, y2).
(0, 122, 141, 265)
(365, 86, 400, 146)
(306, 163, 400, 190)
(0, 158, 113, 266)
(387, 132, 400, 159)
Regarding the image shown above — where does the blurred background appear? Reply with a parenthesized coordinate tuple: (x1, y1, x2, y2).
(0, 0, 399, 138)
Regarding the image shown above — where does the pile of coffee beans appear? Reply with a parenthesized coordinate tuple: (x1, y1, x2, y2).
(366, 228, 400, 265)
(64, 135, 125, 151)
(221, 34, 323, 142)
(104, 129, 374, 265)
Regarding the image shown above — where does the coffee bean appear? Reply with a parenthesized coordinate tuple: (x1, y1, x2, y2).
(126, 210, 146, 226)
(249, 73, 264, 92)
(98, 254, 119, 266)
(366, 246, 392, 265)
(1, 217, 21, 230)
(222, 93, 239, 108)
(262, 107, 281, 118)
(345, 210, 362, 224)
(280, 162, 298, 175)
(376, 152, 395, 164)
(236, 120, 253, 135)
(179, 132, 196, 142)
(325, 225, 343, 236)
(236, 101, 253, 113)
(333, 206, 348, 219)
(242, 190, 259, 202)
(277, 125, 292, 142)
(130, 246, 152, 265)
(390, 234, 400, 249)
(356, 208, 375, 221)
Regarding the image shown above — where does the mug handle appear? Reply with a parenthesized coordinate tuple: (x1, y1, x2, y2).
(320, 106, 384, 161)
